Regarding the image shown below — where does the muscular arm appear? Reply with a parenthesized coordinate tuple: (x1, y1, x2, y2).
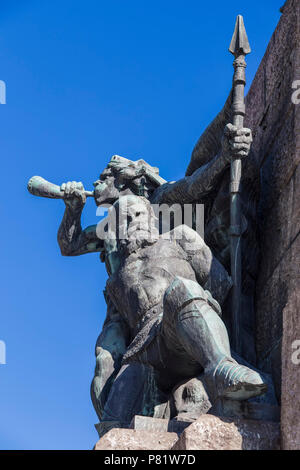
(58, 206, 103, 256)
(151, 91, 232, 205)
(152, 150, 230, 204)
(152, 91, 252, 205)
(57, 181, 104, 256)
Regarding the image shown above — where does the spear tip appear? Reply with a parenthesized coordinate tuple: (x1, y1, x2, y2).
(229, 15, 251, 56)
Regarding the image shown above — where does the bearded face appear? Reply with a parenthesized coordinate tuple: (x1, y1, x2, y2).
(107, 195, 159, 255)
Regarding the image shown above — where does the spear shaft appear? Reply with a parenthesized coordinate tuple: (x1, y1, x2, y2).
(229, 15, 251, 354)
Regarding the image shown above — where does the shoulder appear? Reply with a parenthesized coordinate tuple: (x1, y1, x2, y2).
(168, 225, 205, 253)
(150, 182, 172, 204)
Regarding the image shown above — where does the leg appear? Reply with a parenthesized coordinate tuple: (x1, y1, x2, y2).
(91, 346, 116, 421)
(91, 310, 128, 421)
(162, 277, 267, 401)
(98, 362, 169, 436)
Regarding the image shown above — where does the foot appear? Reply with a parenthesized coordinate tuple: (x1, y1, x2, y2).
(208, 359, 267, 401)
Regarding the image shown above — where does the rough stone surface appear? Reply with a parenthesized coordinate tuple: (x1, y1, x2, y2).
(243, 0, 300, 425)
(209, 399, 280, 423)
(172, 415, 280, 451)
(279, 2, 300, 447)
(281, 287, 300, 449)
(130, 415, 191, 435)
(94, 428, 178, 451)
(171, 376, 212, 417)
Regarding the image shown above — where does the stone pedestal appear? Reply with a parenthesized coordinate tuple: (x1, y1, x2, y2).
(95, 415, 280, 450)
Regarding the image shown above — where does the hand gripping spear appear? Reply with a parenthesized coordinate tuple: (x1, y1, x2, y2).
(228, 15, 251, 355)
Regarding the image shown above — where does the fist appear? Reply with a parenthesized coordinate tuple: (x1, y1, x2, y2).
(61, 181, 86, 210)
(222, 123, 253, 161)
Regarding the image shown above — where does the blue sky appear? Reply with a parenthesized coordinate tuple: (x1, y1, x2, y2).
(0, 0, 283, 450)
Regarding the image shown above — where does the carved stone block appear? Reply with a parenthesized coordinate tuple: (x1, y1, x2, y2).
(94, 428, 178, 451)
(172, 415, 280, 450)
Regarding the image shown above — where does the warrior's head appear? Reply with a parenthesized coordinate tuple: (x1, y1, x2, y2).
(93, 155, 166, 206)
(102, 195, 159, 257)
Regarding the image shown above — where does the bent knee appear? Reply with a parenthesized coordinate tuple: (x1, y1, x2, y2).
(164, 276, 221, 317)
(164, 277, 206, 312)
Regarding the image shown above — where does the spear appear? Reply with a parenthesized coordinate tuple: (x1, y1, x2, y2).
(228, 15, 251, 355)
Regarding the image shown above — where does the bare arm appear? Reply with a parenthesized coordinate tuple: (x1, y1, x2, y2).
(153, 150, 229, 204)
(153, 124, 252, 205)
(57, 181, 104, 256)
(152, 91, 233, 204)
